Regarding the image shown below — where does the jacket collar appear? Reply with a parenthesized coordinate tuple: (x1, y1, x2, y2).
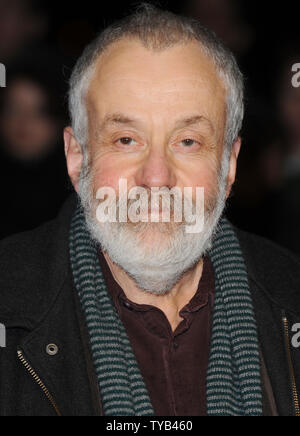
(14, 194, 102, 415)
(0, 194, 78, 329)
(235, 227, 300, 316)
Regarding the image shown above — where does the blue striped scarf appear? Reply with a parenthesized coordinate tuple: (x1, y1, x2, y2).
(69, 205, 263, 416)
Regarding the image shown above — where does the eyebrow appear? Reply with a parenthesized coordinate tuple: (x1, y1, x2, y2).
(100, 113, 140, 130)
(99, 112, 215, 133)
(174, 115, 215, 133)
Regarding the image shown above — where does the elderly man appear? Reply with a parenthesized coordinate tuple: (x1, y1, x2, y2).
(0, 5, 300, 417)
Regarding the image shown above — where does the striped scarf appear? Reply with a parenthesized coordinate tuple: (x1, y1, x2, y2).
(69, 205, 263, 416)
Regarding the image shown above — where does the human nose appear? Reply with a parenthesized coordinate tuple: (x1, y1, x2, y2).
(134, 147, 177, 189)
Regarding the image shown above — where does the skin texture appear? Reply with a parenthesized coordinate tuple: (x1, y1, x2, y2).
(64, 38, 241, 331)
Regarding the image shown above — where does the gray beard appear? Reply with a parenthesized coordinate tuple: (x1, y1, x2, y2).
(78, 165, 227, 295)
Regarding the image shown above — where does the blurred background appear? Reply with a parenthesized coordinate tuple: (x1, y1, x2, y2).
(0, 0, 300, 254)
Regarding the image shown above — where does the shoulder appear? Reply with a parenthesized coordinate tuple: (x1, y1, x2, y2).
(235, 226, 300, 314)
(0, 194, 77, 328)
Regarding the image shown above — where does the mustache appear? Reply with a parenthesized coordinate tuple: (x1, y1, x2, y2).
(93, 185, 218, 236)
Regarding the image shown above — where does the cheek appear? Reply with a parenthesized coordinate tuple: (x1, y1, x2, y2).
(90, 155, 133, 195)
(188, 166, 220, 212)
(180, 157, 219, 195)
(91, 168, 119, 196)
(194, 172, 219, 206)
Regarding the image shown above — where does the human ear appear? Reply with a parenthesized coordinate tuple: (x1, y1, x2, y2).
(64, 127, 83, 192)
(226, 137, 242, 199)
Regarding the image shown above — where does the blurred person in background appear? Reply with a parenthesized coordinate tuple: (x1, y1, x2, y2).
(264, 45, 300, 254)
(227, 42, 300, 255)
(226, 105, 286, 240)
(0, 54, 69, 238)
(0, 0, 48, 64)
(276, 47, 300, 179)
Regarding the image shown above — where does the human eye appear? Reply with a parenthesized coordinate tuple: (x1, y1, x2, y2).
(171, 134, 204, 154)
(116, 137, 138, 146)
(179, 138, 199, 147)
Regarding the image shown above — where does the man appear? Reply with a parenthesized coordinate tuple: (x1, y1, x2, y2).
(0, 4, 300, 416)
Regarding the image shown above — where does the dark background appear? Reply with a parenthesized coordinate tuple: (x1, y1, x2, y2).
(1, 0, 300, 254)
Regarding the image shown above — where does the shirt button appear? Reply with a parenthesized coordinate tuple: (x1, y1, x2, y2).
(173, 342, 179, 350)
(123, 301, 133, 311)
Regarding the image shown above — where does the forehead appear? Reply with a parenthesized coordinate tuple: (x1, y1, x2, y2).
(87, 38, 226, 123)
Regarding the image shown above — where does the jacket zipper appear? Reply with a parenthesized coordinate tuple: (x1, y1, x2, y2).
(282, 315, 300, 416)
(17, 349, 62, 416)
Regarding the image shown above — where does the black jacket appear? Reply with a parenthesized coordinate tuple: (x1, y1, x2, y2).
(0, 195, 300, 416)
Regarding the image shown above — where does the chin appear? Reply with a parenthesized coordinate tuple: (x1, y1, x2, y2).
(127, 221, 182, 248)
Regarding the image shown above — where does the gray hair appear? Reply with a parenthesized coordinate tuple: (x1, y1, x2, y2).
(69, 3, 244, 162)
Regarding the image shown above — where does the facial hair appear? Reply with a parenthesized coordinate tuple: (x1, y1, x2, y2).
(77, 162, 228, 295)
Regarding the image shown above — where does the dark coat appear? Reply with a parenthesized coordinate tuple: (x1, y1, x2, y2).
(0, 195, 300, 416)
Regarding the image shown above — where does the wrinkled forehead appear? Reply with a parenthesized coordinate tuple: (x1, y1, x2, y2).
(86, 38, 227, 128)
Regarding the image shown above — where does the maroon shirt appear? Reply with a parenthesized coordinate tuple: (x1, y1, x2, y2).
(98, 251, 215, 416)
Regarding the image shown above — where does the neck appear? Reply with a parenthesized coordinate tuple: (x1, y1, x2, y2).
(103, 251, 204, 332)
